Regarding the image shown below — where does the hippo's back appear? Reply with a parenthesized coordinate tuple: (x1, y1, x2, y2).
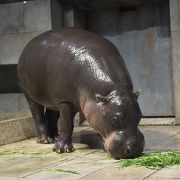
(18, 28, 132, 110)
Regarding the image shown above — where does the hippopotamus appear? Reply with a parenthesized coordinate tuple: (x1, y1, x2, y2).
(17, 27, 144, 159)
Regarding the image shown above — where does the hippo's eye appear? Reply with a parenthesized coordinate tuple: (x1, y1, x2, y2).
(113, 117, 121, 127)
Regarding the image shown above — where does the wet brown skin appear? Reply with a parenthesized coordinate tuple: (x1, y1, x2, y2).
(17, 27, 144, 159)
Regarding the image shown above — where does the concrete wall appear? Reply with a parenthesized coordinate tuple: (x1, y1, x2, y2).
(0, 0, 62, 119)
(0, 0, 52, 65)
(0, 94, 30, 120)
(0, 65, 20, 93)
(170, 0, 180, 124)
(0, 0, 180, 124)
(86, 2, 173, 117)
(63, 1, 180, 124)
(63, 5, 85, 28)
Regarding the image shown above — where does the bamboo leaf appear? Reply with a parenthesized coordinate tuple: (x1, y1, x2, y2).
(120, 151, 180, 169)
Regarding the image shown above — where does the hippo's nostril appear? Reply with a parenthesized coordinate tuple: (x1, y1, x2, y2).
(126, 145, 131, 154)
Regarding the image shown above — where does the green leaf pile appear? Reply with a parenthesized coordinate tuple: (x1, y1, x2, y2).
(121, 151, 180, 169)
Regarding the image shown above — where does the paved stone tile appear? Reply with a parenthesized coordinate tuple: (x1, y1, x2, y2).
(149, 132, 180, 151)
(24, 150, 117, 179)
(145, 178, 180, 180)
(25, 161, 106, 179)
(0, 153, 67, 177)
(0, 177, 22, 180)
(149, 165, 180, 179)
(0, 137, 98, 178)
(139, 126, 180, 149)
(80, 164, 156, 180)
(0, 126, 179, 179)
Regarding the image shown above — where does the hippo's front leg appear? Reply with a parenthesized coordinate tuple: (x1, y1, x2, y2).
(53, 103, 76, 153)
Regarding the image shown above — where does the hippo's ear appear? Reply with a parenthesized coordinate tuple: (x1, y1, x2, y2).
(96, 94, 108, 104)
(133, 91, 140, 99)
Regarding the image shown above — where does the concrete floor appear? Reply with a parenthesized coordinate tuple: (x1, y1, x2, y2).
(0, 126, 179, 180)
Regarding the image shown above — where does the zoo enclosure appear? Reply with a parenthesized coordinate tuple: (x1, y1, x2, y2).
(0, 0, 179, 124)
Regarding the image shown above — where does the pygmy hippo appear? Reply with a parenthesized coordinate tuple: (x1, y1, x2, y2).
(17, 27, 144, 159)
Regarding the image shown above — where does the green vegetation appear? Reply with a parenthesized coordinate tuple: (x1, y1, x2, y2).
(44, 168, 80, 174)
(0, 147, 52, 156)
(31, 148, 52, 156)
(120, 151, 180, 169)
(0, 148, 26, 155)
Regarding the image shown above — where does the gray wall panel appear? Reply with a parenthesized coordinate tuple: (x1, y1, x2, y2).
(0, 32, 44, 64)
(0, 2, 24, 34)
(86, 1, 174, 116)
(23, 0, 51, 32)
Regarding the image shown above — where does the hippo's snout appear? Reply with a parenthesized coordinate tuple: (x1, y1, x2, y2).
(104, 129, 145, 159)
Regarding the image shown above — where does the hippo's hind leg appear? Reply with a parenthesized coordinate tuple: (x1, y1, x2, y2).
(45, 109, 59, 141)
(25, 94, 54, 144)
(53, 103, 76, 153)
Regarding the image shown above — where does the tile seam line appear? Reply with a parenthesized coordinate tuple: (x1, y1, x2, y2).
(142, 169, 160, 180)
(19, 157, 75, 178)
(20, 149, 100, 178)
(78, 166, 108, 180)
(145, 131, 180, 150)
(78, 161, 125, 180)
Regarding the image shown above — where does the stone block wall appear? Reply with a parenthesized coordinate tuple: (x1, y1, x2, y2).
(0, 0, 53, 65)
(0, 0, 62, 120)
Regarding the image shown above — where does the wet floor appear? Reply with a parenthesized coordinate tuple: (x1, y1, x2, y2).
(0, 126, 179, 179)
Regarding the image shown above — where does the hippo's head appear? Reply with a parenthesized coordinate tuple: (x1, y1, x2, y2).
(84, 90, 144, 159)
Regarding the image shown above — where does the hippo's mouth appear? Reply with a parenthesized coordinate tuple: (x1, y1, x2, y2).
(104, 145, 144, 159)
(102, 130, 145, 159)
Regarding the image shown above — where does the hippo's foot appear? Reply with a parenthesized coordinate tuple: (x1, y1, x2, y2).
(37, 135, 54, 144)
(53, 140, 75, 153)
